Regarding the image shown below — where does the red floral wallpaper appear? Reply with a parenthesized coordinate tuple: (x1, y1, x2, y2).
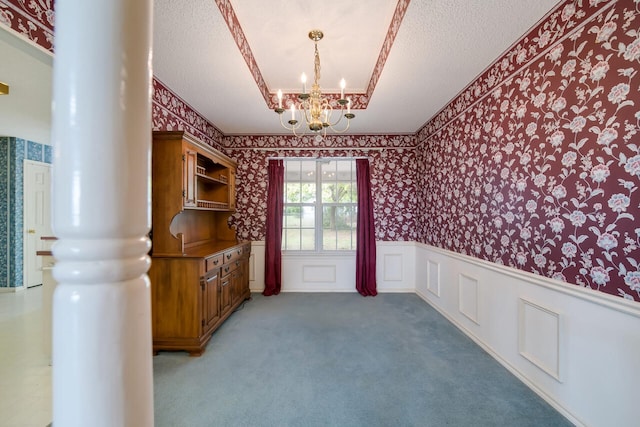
(151, 79, 224, 150)
(416, 0, 640, 302)
(0, 0, 54, 51)
(5, 0, 638, 302)
(225, 135, 417, 242)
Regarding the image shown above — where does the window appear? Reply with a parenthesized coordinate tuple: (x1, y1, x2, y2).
(283, 159, 357, 251)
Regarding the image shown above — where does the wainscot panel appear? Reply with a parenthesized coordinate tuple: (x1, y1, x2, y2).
(415, 242, 640, 427)
(249, 241, 415, 293)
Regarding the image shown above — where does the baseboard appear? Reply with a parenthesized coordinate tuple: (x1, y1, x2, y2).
(0, 285, 26, 293)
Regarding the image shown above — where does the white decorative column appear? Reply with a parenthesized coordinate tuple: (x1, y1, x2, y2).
(50, 0, 154, 425)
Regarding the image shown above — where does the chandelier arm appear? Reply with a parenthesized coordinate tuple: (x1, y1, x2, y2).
(326, 117, 352, 134)
(328, 109, 345, 128)
(278, 111, 305, 134)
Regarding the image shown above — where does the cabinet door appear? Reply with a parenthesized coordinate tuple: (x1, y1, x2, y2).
(230, 269, 240, 306)
(183, 149, 197, 207)
(203, 271, 220, 332)
(220, 273, 232, 315)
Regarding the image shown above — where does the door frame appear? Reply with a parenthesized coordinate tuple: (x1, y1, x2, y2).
(23, 159, 52, 290)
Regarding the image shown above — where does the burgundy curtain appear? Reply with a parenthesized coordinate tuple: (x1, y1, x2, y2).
(355, 159, 377, 296)
(263, 159, 284, 296)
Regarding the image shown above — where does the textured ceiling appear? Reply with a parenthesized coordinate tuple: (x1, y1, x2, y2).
(153, 0, 562, 135)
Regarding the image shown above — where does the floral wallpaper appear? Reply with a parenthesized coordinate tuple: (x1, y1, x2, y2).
(4, 0, 638, 303)
(0, 0, 54, 52)
(225, 135, 417, 242)
(416, 0, 640, 302)
(151, 78, 224, 151)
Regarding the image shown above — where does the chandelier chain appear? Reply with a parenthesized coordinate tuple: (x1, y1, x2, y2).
(314, 42, 321, 86)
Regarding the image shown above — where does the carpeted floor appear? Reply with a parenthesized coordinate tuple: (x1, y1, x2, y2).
(153, 293, 572, 426)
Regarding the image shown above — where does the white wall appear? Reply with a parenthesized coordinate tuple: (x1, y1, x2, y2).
(0, 27, 53, 145)
(249, 240, 640, 426)
(249, 241, 414, 293)
(415, 243, 640, 427)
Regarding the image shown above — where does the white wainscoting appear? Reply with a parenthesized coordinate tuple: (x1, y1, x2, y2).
(415, 243, 640, 427)
(247, 241, 415, 293)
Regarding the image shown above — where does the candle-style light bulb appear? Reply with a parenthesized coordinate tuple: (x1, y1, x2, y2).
(340, 78, 346, 99)
(291, 104, 296, 120)
(347, 98, 351, 114)
(277, 89, 283, 108)
(301, 73, 307, 94)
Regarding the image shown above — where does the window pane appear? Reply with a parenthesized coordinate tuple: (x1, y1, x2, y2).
(337, 182, 353, 203)
(323, 228, 337, 251)
(300, 160, 316, 182)
(284, 228, 301, 251)
(321, 182, 337, 203)
(284, 205, 301, 227)
(300, 229, 315, 250)
(285, 161, 301, 181)
(300, 183, 316, 203)
(301, 206, 315, 227)
(285, 182, 300, 203)
(322, 205, 356, 250)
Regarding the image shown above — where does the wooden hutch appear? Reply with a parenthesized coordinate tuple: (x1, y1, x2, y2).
(149, 131, 250, 356)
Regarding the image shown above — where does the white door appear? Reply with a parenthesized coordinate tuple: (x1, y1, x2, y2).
(24, 160, 52, 288)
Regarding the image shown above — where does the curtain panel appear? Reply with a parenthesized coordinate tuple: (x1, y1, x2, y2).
(355, 159, 377, 296)
(263, 159, 284, 296)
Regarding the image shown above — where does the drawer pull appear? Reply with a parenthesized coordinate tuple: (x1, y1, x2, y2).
(224, 266, 230, 273)
(206, 275, 217, 283)
(213, 259, 219, 265)
(226, 253, 232, 259)
(222, 280, 230, 287)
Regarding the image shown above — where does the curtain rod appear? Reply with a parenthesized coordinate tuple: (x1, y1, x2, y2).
(266, 156, 370, 160)
(231, 146, 408, 152)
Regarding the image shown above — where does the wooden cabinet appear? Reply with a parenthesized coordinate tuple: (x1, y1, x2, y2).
(149, 131, 250, 356)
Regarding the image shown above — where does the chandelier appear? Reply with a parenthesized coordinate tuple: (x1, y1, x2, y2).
(274, 30, 355, 136)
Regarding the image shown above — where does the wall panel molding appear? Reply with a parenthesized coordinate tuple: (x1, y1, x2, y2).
(426, 259, 440, 297)
(518, 298, 562, 382)
(458, 273, 479, 325)
(416, 242, 640, 427)
(383, 253, 403, 281)
(303, 265, 336, 283)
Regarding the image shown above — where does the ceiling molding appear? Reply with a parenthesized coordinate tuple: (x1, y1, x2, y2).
(214, 0, 411, 110)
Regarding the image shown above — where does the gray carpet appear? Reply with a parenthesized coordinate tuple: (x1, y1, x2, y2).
(153, 293, 572, 427)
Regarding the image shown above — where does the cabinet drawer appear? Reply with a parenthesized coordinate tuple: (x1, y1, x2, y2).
(205, 254, 223, 272)
(221, 260, 240, 276)
(223, 247, 243, 264)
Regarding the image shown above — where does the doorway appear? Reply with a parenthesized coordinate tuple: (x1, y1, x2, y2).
(23, 160, 52, 288)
